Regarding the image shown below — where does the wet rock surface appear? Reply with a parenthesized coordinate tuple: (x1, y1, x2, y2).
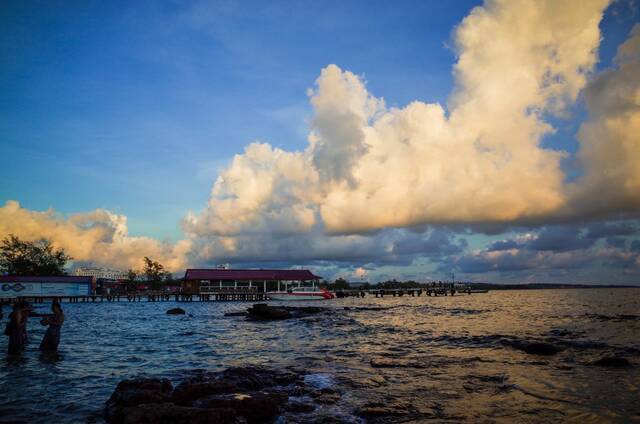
(105, 366, 337, 423)
(105, 378, 174, 423)
(370, 357, 430, 368)
(244, 303, 328, 320)
(590, 356, 633, 367)
(504, 339, 565, 356)
(166, 307, 186, 315)
(247, 304, 291, 320)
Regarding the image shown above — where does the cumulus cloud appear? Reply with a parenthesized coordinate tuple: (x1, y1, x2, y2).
(0, 201, 190, 272)
(570, 24, 640, 216)
(187, 0, 626, 247)
(3, 0, 639, 277)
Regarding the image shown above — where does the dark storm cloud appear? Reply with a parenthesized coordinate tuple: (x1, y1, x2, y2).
(487, 239, 522, 251)
(391, 228, 467, 257)
(526, 226, 593, 251)
(447, 219, 640, 276)
(585, 221, 638, 239)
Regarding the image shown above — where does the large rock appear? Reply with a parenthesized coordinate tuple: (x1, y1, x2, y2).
(222, 366, 300, 390)
(247, 304, 291, 320)
(358, 401, 415, 418)
(506, 340, 564, 356)
(166, 308, 186, 315)
(121, 403, 236, 424)
(196, 391, 288, 423)
(171, 379, 238, 405)
(106, 366, 305, 424)
(591, 356, 632, 367)
(106, 378, 173, 423)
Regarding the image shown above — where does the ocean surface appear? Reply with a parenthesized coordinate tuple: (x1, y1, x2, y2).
(0, 288, 639, 423)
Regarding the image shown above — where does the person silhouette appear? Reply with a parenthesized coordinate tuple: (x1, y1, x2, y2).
(6, 303, 26, 355)
(39, 302, 65, 352)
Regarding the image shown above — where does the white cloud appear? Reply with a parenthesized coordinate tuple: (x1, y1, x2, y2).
(0, 201, 191, 272)
(3, 1, 639, 276)
(188, 0, 621, 243)
(570, 24, 640, 215)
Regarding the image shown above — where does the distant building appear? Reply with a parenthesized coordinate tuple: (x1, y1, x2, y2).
(73, 267, 127, 280)
(182, 268, 322, 293)
(0, 275, 95, 298)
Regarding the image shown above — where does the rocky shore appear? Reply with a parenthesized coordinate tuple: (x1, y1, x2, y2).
(105, 366, 352, 423)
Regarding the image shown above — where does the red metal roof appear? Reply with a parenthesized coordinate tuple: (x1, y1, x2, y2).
(184, 269, 321, 281)
(0, 275, 94, 284)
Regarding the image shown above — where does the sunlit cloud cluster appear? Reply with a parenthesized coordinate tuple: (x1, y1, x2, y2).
(0, 200, 191, 272)
(1, 0, 639, 280)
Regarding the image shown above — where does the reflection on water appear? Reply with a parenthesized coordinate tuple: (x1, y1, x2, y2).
(0, 289, 639, 423)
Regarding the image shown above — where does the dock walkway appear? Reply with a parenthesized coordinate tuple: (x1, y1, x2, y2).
(1, 291, 267, 304)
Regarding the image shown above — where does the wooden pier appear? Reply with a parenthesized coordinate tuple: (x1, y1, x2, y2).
(1, 291, 268, 304)
(334, 286, 479, 298)
(1, 287, 487, 305)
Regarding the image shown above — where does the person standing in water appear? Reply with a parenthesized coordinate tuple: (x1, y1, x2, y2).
(5, 303, 26, 355)
(39, 302, 64, 352)
(20, 302, 31, 346)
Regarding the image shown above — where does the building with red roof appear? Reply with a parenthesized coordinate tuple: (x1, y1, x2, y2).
(182, 268, 321, 293)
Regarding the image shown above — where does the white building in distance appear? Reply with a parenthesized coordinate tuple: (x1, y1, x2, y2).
(73, 267, 127, 280)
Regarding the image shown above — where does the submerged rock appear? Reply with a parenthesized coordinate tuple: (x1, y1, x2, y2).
(284, 400, 316, 413)
(506, 340, 564, 356)
(223, 311, 247, 317)
(357, 400, 416, 418)
(247, 303, 291, 320)
(370, 358, 428, 368)
(166, 308, 186, 315)
(245, 304, 329, 320)
(591, 356, 632, 367)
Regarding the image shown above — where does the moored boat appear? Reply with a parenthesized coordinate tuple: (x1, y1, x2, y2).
(267, 286, 334, 301)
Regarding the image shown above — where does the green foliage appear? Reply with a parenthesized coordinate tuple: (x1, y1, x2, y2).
(143, 257, 165, 282)
(126, 268, 138, 282)
(323, 277, 350, 290)
(0, 234, 72, 276)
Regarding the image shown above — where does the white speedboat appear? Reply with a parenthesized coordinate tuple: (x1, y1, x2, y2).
(267, 286, 334, 301)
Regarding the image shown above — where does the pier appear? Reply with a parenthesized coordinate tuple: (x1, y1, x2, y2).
(1, 290, 268, 304)
(335, 286, 483, 298)
(1, 287, 489, 305)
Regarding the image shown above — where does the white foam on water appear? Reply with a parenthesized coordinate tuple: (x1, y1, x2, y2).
(304, 373, 334, 390)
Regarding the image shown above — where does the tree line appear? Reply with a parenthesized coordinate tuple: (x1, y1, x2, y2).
(0, 235, 174, 287)
(2, 235, 462, 289)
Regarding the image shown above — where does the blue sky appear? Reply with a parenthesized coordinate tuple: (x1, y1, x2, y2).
(2, 0, 482, 239)
(1, 1, 639, 283)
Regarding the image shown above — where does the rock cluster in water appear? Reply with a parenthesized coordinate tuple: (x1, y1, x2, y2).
(105, 366, 347, 423)
(166, 307, 186, 315)
(504, 340, 565, 356)
(224, 303, 328, 321)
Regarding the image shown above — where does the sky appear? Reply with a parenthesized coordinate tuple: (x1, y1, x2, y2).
(1, 0, 639, 284)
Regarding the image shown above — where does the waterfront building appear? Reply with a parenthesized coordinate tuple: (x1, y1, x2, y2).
(73, 267, 127, 280)
(182, 268, 321, 293)
(0, 275, 95, 298)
